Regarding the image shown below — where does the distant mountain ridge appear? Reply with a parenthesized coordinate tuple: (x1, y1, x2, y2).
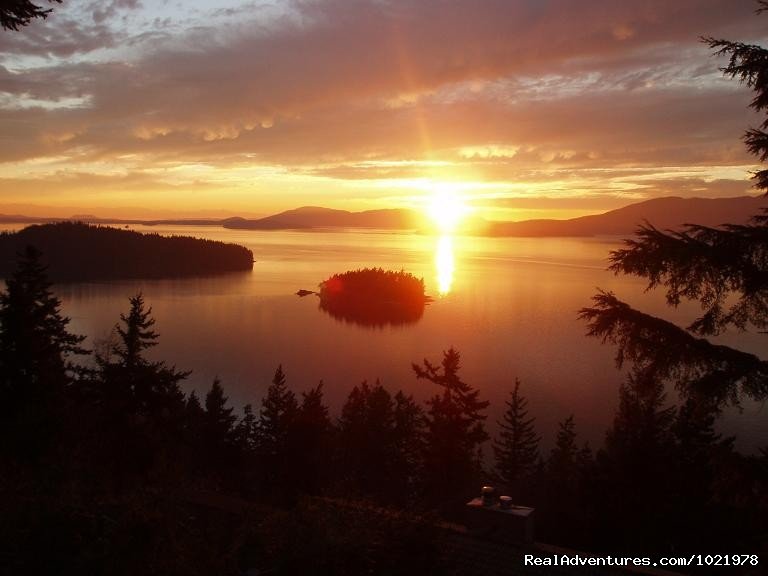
(0, 196, 766, 237)
(222, 206, 424, 230)
(486, 195, 768, 237)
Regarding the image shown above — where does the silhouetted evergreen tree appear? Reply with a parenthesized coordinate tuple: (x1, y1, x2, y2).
(114, 292, 158, 369)
(539, 415, 593, 546)
(98, 294, 187, 422)
(291, 381, 333, 496)
(182, 389, 206, 465)
(0, 246, 86, 459)
(199, 378, 239, 482)
(205, 378, 237, 443)
(258, 365, 298, 457)
(706, 1, 768, 193)
(413, 348, 488, 509)
(338, 381, 425, 506)
(492, 379, 539, 503)
(89, 296, 186, 486)
(0, 246, 86, 407)
(669, 396, 745, 551)
(591, 371, 677, 552)
(575, 10, 768, 554)
(185, 389, 205, 422)
(391, 390, 426, 506)
(232, 403, 260, 493)
(236, 403, 258, 452)
(549, 415, 578, 476)
(256, 365, 299, 501)
(339, 381, 396, 500)
(606, 371, 676, 458)
(579, 8, 768, 406)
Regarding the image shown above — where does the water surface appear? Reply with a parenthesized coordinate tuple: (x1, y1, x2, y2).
(2, 223, 764, 451)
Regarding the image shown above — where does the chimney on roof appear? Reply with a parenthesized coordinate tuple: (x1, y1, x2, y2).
(465, 486, 535, 545)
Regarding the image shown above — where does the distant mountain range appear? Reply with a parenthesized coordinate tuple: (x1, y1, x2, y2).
(484, 195, 768, 236)
(1, 196, 766, 237)
(221, 206, 424, 230)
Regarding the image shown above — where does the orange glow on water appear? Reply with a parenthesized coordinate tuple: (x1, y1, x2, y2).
(435, 234, 455, 295)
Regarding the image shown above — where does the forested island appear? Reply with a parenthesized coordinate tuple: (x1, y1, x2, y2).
(318, 268, 429, 326)
(0, 222, 254, 281)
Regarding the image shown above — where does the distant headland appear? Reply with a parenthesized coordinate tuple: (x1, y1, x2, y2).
(0, 222, 254, 281)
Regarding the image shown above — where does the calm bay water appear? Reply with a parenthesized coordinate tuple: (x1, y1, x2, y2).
(2, 223, 765, 451)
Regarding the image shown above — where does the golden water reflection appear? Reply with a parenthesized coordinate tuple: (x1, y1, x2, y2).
(435, 234, 455, 295)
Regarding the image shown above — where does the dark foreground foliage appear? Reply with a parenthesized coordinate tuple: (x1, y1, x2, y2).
(257, 498, 443, 576)
(0, 248, 766, 574)
(318, 267, 428, 327)
(0, 222, 254, 281)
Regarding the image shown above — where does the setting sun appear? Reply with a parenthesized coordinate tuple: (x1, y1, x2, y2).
(426, 186, 470, 232)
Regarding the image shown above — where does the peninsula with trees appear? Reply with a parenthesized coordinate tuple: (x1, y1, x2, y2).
(0, 222, 254, 281)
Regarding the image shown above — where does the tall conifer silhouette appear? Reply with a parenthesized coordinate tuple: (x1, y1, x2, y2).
(493, 379, 539, 501)
(257, 365, 298, 455)
(413, 348, 488, 507)
(0, 246, 86, 409)
(98, 293, 187, 418)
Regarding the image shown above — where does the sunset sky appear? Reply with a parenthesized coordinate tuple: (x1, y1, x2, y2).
(1, 0, 766, 220)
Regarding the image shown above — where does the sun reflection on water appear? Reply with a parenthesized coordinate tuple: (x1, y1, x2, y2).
(435, 234, 455, 295)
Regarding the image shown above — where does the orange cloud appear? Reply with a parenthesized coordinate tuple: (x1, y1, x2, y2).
(0, 0, 763, 217)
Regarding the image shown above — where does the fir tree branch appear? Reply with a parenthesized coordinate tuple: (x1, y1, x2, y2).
(608, 219, 768, 335)
(579, 291, 768, 405)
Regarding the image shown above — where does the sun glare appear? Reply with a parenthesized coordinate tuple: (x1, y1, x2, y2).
(426, 186, 470, 232)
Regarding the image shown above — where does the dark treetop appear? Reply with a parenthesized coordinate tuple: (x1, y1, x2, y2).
(0, 0, 60, 31)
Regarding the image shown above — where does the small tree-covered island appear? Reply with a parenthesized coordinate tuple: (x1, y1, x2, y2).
(0, 223, 254, 281)
(318, 268, 429, 326)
